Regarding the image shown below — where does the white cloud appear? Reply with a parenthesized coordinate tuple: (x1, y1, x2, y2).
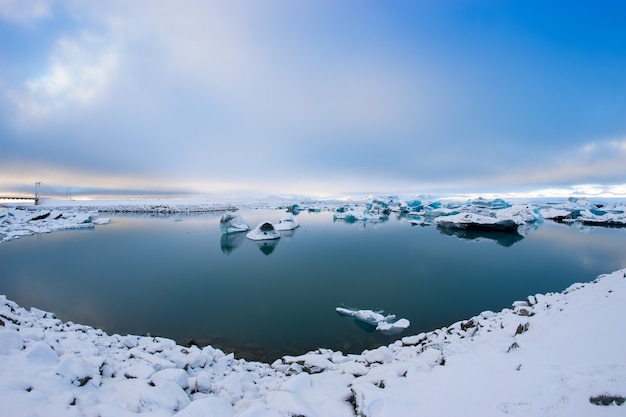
(10, 32, 119, 120)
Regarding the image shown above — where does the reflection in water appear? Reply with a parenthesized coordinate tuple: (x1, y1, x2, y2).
(437, 227, 524, 247)
(220, 228, 297, 255)
(255, 239, 280, 255)
(220, 232, 246, 254)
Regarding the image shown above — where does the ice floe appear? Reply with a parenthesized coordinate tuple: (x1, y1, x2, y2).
(246, 222, 281, 241)
(219, 212, 250, 234)
(336, 307, 411, 334)
(273, 213, 299, 231)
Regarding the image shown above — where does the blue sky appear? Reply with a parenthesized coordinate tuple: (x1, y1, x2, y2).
(1, 0, 625, 198)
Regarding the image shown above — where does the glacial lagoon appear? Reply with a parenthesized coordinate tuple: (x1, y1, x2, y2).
(1, 208, 625, 362)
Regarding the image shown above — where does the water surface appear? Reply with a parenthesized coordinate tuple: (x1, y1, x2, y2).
(1, 208, 624, 361)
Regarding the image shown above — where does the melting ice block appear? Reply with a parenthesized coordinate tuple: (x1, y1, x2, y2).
(274, 213, 299, 231)
(220, 212, 249, 234)
(336, 307, 410, 333)
(246, 222, 281, 241)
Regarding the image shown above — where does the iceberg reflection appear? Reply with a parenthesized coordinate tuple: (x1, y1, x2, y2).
(255, 239, 280, 256)
(220, 232, 246, 254)
(437, 228, 524, 247)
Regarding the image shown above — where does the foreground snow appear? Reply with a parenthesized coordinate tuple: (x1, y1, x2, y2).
(1, 269, 625, 416)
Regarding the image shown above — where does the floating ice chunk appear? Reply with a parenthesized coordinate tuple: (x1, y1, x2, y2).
(274, 213, 299, 231)
(376, 318, 411, 332)
(220, 212, 250, 234)
(246, 222, 281, 241)
(435, 213, 519, 232)
(336, 307, 410, 333)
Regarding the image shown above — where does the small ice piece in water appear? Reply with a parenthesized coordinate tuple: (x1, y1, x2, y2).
(336, 307, 410, 333)
(274, 213, 299, 231)
(246, 222, 281, 241)
(220, 212, 250, 234)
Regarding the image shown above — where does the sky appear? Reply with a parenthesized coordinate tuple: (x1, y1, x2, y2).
(1, 0, 625, 199)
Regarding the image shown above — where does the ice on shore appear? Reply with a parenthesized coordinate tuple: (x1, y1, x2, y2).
(336, 307, 411, 333)
(0, 208, 109, 244)
(246, 221, 281, 240)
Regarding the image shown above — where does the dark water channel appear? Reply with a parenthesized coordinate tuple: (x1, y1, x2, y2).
(1, 208, 625, 362)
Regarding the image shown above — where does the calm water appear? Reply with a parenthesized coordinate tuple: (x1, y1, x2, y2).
(1, 208, 625, 362)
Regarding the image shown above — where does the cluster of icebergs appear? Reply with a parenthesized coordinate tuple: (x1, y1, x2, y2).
(220, 212, 299, 240)
(219, 212, 300, 255)
(539, 196, 626, 227)
(1, 268, 625, 416)
(0, 208, 110, 244)
(332, 196, 626, 233)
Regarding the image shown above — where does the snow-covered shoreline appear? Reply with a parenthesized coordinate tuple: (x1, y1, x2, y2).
(1, 268, 625, 416)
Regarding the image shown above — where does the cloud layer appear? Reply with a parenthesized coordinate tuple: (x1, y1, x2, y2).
(1, 0, 625, 197)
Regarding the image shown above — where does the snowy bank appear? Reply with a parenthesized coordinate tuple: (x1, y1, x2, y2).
(1, 268, 625, 416)
(0, 208, 110, 244)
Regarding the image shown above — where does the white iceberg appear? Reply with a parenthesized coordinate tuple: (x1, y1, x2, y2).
(274, 213, 299, 231)
(246, 221, 281, 241)
(336, 307, 410, 332)
(219, 212, 249, 234)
